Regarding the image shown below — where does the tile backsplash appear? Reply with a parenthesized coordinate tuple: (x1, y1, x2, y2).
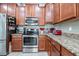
(39, 24, 54, 28)
(39, 24, 54, 34)
(54, 19, 79, 34)
(53, 19, 79, 43)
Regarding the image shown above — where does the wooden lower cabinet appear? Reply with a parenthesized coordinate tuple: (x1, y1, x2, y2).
(45, 37, 49, 53)
(11, 34, 22, 52)
(47, 40, 52, 56)
(54, 42, 60, 52)
(61, 46, 75, 56)
(45, 36, 75, 56)
(51, 45, 60, 56)
(45, 36, 60, 56)
(39, 35, 46, 51)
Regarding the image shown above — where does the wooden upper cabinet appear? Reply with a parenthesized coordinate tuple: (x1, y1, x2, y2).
(19, 7, 25, 25)
(30, 5, 35, 17)
(25, 5, 28, 17)
(60, 3, 76, 21)
(46, 4, 53, 23)
(25, 4, 35, 17)
(39, 7, 45, 25)
(76, 3, 79, 17)
(7, 3, 16, 17)
(35, 5, 40, 17)
(53, 3, 60, 24)
(0, 3, 8, 14)
(16, 6, 25, 25)
(33, 4, 45, 25)
(16, 7, 19, 25)
(25, 4, 45, 25)
(25, 5, 31, 17)
(0, 4, 1, 13)
(53, 3, 79, 24)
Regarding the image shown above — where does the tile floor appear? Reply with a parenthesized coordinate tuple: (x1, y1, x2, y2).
(8, 42, 48, 56)
(8, 52, 48, 56)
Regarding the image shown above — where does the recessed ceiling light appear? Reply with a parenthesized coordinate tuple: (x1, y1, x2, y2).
(3, 5, 7, 10)
(17, 3, 26, 6)
(20, 7, 24, 11)
(39, 4, 45, 7)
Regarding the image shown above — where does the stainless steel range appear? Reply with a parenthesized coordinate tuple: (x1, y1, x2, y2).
(23, 25, 39, 52)
(23, 26, 39, 52)
(23, 35, 38, 52)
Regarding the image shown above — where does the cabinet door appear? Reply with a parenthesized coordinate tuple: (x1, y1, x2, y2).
(16, 7, 19, 25)
(12, 39, 22, 51)
(51, 45, 60, 56)
(25, 5, 31, 17)
(76, 3, 79, 17)
(0, 3, 1, 13)
(52, 39, 60, 52)
(30, 5, 35, 17)
(35, 5, 45, 25)
(39, 7, 45, 25)
(53, 3, 60, 23)
(0, 3, 7, 14)
(46, 4, 53, 23)
(16, 6, 25, 25)
(45, 37, 49, 52)
(7, 3, 16, 17)
(45, 37, 52, 56)
(54, 43, 60, 52)
(48, 41, 52, 56)
(35, 5, 40, 17)
(39, 36, 46, 51)
(61, 47, 75, 56)
(60, 3, 76, 21)
(19, 7, 25, 25)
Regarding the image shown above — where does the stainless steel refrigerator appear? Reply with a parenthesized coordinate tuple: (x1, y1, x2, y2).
(0, 13, 9, 55)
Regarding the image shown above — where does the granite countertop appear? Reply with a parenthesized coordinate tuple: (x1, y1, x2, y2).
(46, 33, 79, 56)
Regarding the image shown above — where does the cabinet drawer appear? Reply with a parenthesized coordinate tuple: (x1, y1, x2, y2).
(12, 37, 22, 40)
(12, 34, 22, 39)
(12, 35, 22, 38)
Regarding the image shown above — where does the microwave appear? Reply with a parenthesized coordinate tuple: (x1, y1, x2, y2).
(25, 17, 39, 26)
